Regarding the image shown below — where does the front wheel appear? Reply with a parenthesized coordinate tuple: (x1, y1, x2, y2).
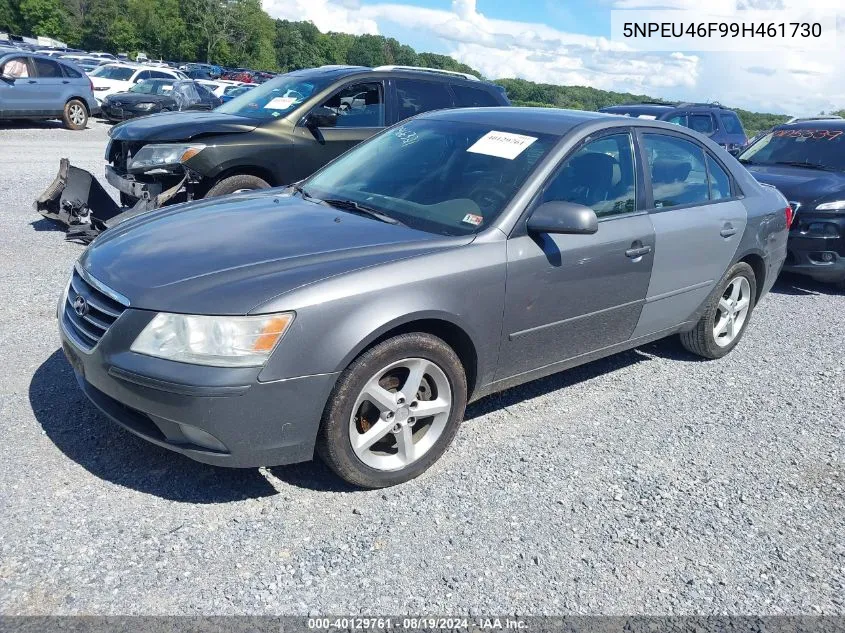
(317, 333, 467, 488)
(62, 99, 88, 130)
(680, 262, 757, 359)
(204, 174, 270, 198)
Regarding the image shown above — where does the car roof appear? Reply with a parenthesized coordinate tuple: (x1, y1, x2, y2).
(421, 106, 610, 135)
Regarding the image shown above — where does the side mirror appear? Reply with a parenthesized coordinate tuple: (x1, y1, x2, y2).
(307, 106, 338, 129)
(527, 201, 598, 235)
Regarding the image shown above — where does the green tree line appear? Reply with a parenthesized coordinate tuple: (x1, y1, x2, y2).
(0, 0, 820, 133)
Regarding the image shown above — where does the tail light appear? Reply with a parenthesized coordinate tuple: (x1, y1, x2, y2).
(89, 77, 94, 92)
(785, 205, 794, 228)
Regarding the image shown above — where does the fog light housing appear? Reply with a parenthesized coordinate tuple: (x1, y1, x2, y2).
(179, 425, 228, 452)
(820, 252, 835, 263)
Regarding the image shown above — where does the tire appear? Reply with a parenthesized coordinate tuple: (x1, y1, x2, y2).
(680, 262, 757, 359)
(62, 99, 88, 130)
(204, 174, 270, 198)
(317, 333, 468, 489)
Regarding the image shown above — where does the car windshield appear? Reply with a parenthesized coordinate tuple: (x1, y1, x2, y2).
(90, 65, 134, 81)
(739, 128, 845, 171)
(226, 85, 253, 96)
(301, 119, 558, 236)
(215, 71, 328, 120)
(130, 79, 175, 95)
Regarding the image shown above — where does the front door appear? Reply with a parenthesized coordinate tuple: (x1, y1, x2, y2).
(630, 130, 747, 337)
(291, 80, 386, 182)
(0, 56, 36, 116)
(498, 131, 655, 379)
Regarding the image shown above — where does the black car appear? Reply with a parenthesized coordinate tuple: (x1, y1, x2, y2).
(600, 102, 748, 153)
(101, 79, 221, 122)
(739, 119, 845, 287)
(39, 65, 510, 236)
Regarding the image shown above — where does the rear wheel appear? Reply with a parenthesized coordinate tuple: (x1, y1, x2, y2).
(62, 99, 88, 130)
(317, 333, 467, 488)
(680, 262, 756, 359)
(204, 174, 270, 198)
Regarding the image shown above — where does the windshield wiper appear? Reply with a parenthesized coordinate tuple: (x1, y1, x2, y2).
(290, 183, 320, 202)
(772, 160, 837, 172)
(321, 198, 403, 225)
(738, 158, 756, 165)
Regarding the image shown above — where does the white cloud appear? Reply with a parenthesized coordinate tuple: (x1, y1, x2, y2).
(262, 0, 843, 113)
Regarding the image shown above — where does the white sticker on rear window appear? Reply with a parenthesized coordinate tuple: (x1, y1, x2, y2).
(264, 96, 296, 110)
(467, 131, 538, 160)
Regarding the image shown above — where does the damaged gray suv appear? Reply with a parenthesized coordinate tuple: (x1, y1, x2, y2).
(59, 107, 790, 488)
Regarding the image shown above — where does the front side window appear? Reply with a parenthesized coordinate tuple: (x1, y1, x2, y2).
(688, 114, 715, 135)
(541, 133, 637, 217)
(316, 82, 384, 128)
(643, 134, 710, 208)
(396, 79, 454, 121)
(1, 56, 30, 78)
(303, 119, 558, 236)
(34, 58, 62, 78)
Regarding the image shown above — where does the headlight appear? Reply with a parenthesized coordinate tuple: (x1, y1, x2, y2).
(134, 102, 157, 111)
(130, 312, 294, 367)
(815, 200, 845, 211)
(128, 143, 205, 172)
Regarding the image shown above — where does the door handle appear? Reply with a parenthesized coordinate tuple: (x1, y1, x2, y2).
(62, 80, 70, 84)
(27, 80, 37, 84)
(625, 245, 652, 258)
(720, 223, 737, 238)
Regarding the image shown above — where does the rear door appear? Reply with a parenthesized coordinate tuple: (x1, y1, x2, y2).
(293, 80, 386, 180)
(630, 129, 747, 337)
(31, 57, 66, 115)
(498, 130, 655, 378)
(0, 56, 37, 115)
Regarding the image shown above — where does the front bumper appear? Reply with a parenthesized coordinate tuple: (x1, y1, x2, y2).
(783, 213, 845, 283)
(59, 306, 338, 468)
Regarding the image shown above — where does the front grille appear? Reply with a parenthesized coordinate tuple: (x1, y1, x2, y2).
(62, 269, 128, 352)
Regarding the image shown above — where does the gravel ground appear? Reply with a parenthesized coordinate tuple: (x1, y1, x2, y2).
(0, 119, 843, 616)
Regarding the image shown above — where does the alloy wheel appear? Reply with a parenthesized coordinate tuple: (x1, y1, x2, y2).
(348, 358, 452, 472)
(69, 104, 85, 126)
(713, 275, 751, 347)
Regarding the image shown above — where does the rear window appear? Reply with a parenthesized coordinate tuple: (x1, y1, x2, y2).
(719, 112, 745, 135)
(451, 85, 499, 107)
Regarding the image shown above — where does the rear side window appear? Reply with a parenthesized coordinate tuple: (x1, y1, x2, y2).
(34, 58, 63, 78)
(61, 63, 82, 79)
(150, 70, 174, 79)
(643, 134, 709, 208)
(396, 79, 454, 121)
(719, 112, 745, 135)
(706, 154, 732, 200)
(541, 133, 637, 217)
(134, 70, 151, 82)
(688, 114, 714, 135)
(451, 84, 499, 107)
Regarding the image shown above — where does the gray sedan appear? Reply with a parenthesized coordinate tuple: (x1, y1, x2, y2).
(58, 107, 790, 487)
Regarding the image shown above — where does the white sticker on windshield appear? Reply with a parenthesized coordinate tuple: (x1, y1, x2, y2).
(264, 96, 296, 110)
(467, 131, 538, 160)
(637, 114, 657, 119)
(161, 85, 173, 92)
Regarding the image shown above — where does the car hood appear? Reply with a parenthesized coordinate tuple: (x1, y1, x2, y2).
(79, 191, 470, 315)
(108, 111, 258, 141)
(745, 164, 845, 208)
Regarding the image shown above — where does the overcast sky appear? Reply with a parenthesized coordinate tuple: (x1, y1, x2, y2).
(262, 0, 843, 114)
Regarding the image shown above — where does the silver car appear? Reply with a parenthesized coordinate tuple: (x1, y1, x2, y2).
(58, 107, 790, 487)
(0, 52, 97, 129)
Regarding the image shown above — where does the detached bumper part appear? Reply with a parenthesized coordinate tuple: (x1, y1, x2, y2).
(34, 159, 186, 243)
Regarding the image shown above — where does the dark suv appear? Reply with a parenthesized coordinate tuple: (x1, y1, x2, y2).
(599, 102, 748, 153)
(111, 66, 507, 204)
